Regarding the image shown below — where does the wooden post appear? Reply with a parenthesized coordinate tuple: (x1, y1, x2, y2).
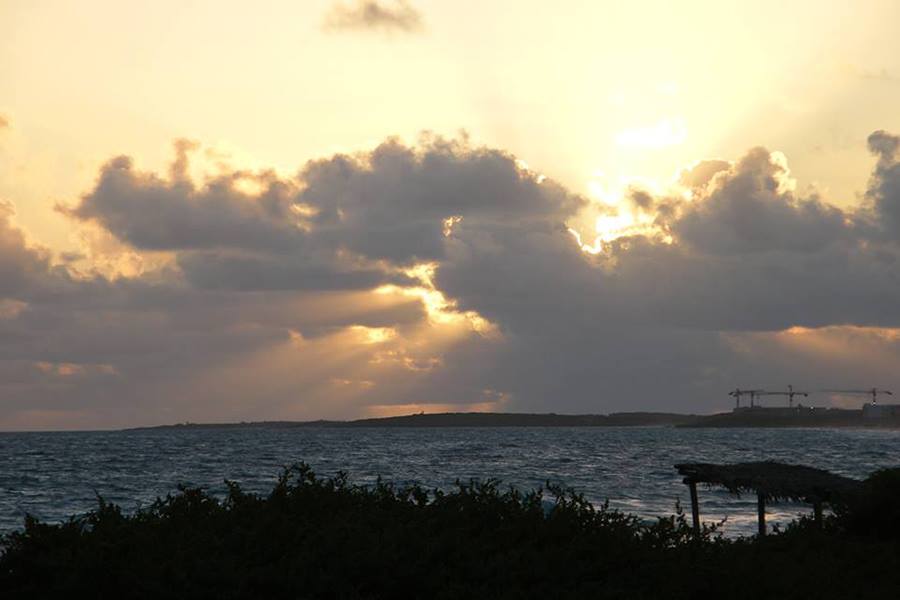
(688, 481, 700, 535)
(814, 502, 823, 528)
(757, 492, 766, 536)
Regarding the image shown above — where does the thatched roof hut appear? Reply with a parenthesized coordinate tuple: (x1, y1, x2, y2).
(673, 461, 862, 536)
(675, 461, 861, 504)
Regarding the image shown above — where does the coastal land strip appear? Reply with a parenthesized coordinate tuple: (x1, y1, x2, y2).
(127, 408, 900, 431)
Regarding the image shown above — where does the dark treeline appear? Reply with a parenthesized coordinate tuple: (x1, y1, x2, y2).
(2, 465, 900, 599)
(127, 408, 900, 431)
(126, 411, 698, 430)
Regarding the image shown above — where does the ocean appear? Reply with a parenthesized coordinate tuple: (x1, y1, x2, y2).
(1, 426, 898, 537)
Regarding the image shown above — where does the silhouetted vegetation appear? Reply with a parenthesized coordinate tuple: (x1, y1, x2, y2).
(2, 464, 900, 599)
(836, 467, 900, 540)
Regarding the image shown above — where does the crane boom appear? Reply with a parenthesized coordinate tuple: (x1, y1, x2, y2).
(758, 385, 808, 407)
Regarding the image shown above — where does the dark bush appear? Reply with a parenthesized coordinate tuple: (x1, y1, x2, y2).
(836, 467, 900, 540)
(2, 464, 899, 599)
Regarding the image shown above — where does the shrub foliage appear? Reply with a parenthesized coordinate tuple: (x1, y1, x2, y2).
(2, 464, 900, 599)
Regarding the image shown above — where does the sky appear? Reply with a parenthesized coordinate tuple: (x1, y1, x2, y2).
(2, 1, 900, 429)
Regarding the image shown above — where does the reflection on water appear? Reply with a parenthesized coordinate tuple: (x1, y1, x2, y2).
(1, 426, 899, 537)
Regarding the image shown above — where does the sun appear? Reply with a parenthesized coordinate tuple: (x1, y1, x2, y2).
(569, 174, 668, 253)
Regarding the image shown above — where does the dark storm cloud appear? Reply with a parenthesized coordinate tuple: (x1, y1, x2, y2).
(0, 188, 427, 427)
(66, 136, 584, 287)
(0, 202, 51, 297)
(176, 251, 413, 291)
(65, 143, 407, 293)
(866, 129, 900, 238)
(67, 154, 302, 252)
(6, 130, 900, 426)
(410, 135, 900, 410)
(298, 137, 584, 262)
(434, 142, 900, 336)
(672, 148, 852, 255)
(324, 1, 423, 34)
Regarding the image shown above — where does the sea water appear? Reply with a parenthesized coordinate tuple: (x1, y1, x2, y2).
(1, 426, 898, 537)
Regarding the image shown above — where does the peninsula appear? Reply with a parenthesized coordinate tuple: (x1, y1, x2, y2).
(126, 406, 900, 431)
(127, 411, 696, 430)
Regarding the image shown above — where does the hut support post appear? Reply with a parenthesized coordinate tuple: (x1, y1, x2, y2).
(757, 492, 766, 536)
(814, 502, 823, 528)
(688, 481, 700, 535)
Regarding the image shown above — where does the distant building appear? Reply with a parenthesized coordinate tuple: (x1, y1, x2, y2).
(862, 403, 900, 420)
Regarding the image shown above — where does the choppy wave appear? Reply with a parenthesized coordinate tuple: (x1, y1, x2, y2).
(2, 426, 899, 537)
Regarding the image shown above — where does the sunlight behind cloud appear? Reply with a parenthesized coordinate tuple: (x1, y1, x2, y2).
(442, 215, 462, 237)
(375, 263, 497, 335)
(351, 325, 397, 344)
(595, 213, 636, 242)
(571, 171, 672, 253)
(569, 207, 663, 253)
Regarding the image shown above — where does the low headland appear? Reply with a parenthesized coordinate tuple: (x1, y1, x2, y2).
(128, 406, 899, 431)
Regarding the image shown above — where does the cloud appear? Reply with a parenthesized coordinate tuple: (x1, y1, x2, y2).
(296, 136, 584, 262)
(1, 194, 431, 427)
(65, 136, 583, 288)
(671, 148, 853, 255)
(866, 130, 900, 238)
(176, 251, 412, 292)
(64, 142, 410, 292)
(0, 202, 52, 297)
(66, 151, 301, 252)
(324, 1, 424, 34)
(431, 143, 889, 337)
(678, 159, 730, 189)
(6, 131, 900, 427)
(421, 137, 900, 411)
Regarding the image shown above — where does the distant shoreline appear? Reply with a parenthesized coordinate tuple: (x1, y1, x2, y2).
(124, 408, 900, 431)
(125, 411, 696, 431)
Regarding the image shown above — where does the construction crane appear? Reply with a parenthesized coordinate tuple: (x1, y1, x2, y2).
(759, 384, 808, 408)
(747, 389, 765, 408)
(824, 388, 893, 404)
(728, 388, 765, 408)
